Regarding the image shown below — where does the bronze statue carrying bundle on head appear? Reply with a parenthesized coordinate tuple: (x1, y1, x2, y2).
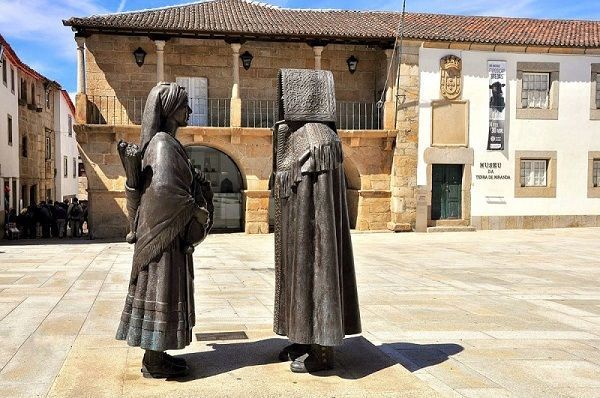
(271, 69, 361, 373)
(115, 82, 214, 379)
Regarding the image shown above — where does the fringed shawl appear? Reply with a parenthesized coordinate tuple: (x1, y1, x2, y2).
(272, 69, 342, 199)
(131, 132, 196, 279)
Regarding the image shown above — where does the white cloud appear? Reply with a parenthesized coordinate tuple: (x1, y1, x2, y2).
(0, 0, 108, 61)
(117, 0, 127, 12)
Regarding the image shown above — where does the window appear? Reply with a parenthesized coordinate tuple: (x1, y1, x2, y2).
(45, 129, 51, 160)
(592, 64, 600, 120)
(45, 90, 51, 109)
(522, 73, 550, 109)
(515, 151, 557, 198)
(2, 57, 6, 86)
(596, 74, 600, 109)
(20, 78, 27, 102)
(68, 115, 73, 137)
(63, 156, 68, 177)
(7, 115, 12, 146)
(516, 62, 559, 120)
(520, 159, 547, 187)
(22, 136, 28, 157)
(588, 152, 600, 198)
(31, 83, 35, 106)
(10, 67, 14, 93)
(72, 157, 77, 178)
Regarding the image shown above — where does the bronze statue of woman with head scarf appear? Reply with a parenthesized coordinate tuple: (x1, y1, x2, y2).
(116, 82, 214, 379)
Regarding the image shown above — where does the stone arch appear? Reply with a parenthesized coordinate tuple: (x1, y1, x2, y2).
(185, 144, 246, 231)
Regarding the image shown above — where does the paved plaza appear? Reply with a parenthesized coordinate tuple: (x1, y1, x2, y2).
(0, 228, 599, 397)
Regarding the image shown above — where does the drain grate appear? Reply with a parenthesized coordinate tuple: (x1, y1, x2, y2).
(196, 331, 249, 341)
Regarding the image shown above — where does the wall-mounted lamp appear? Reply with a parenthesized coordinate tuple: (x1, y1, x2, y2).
(133, 47, 147, 67)
(346, 55, 358, 74)
(240, 51, 253, 70)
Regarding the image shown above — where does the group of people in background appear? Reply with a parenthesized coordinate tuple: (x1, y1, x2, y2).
(3, 197, 88, 239)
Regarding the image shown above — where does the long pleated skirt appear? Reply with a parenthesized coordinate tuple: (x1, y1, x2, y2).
(274, 166, 361, 347)
(116, 238, 195, 351)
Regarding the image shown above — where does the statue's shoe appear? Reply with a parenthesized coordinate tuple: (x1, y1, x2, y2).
(278, 343, 310, 361)
(290, 345, 334, 373)
(163, 352, 187, 368)
(141, 359, 189, 379)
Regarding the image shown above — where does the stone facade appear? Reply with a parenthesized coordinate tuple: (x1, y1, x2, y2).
(76, 33, 421, 238)
(18, 79, 59, 206)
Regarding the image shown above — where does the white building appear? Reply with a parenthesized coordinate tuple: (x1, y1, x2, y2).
(54, 90, 79, 201)
(417, 46, 600, 230)
(0, 37, 21, 228)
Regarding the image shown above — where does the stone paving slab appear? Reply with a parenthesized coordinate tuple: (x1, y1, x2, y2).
(1, 228, 600, 397)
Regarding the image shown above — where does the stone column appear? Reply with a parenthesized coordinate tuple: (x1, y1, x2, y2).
(8, 177, 13, 209)
(155, 40, 166, 82)
(75, 36, 86, 95)
(75, 36, 88, 124)
(243, 190, 270, 234)
(313, 46, 324, 70)
(383, 49, 396, 130)
(230, 43, 242, 127)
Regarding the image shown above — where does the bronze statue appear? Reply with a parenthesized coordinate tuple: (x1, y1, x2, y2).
(271, 69, 361, 373)
(116, 82, 214, 378)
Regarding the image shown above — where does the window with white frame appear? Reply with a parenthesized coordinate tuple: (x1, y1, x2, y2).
(593, 159, 600, 188)
(73, 157, 76, 178)
(522, 72, 550, 109)
(68, 115, 73, 137)
(63, 156, 68, 177)
(2, 57, 6, 86)
(520, 159, 547, 187)
(10, 67, 15, 93)
(7, 115, 12, 146)
(596, 74, 600, 109)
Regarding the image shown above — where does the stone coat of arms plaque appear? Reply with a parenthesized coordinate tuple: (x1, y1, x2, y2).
(440, 55, 462, 100)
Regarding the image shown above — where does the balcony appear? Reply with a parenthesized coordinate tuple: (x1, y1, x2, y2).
(85, 95, 385, 130)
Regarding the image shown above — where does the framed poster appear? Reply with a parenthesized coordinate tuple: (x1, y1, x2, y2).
(488, 61, 506, 150)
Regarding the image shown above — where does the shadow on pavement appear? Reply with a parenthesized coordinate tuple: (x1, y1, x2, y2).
(380, 342, 464, 372)
(169, 336, 463, 381)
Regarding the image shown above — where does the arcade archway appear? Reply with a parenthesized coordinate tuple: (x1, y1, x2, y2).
(185, 145, 244, 231)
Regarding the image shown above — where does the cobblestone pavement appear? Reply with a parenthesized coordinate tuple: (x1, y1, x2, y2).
(0, 228, 599, 397)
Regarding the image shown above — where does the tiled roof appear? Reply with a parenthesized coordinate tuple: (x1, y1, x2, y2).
(63, 0, 600, 48)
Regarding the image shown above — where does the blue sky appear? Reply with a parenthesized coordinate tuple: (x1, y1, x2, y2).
(1, 0, 599, 97)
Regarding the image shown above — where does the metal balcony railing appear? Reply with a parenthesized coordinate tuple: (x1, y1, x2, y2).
(86, 96, 384, 130)
(87, 96, 231, 127)
(242, 99, 278, 128)
(336, 101, 383, 130)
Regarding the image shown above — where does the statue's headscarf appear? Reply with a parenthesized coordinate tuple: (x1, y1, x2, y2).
(277, 69, 336, 123)
(140, 82, 189, 154)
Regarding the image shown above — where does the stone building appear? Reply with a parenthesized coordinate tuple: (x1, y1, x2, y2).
(1, 33, 76, 219)
(63, 0, 600, 238)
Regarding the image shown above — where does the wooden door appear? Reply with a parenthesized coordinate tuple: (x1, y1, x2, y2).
(431, 164, 462, 220)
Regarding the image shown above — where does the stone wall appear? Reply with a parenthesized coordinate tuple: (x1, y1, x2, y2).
(84, 35, 388, 123)
(18, 82, 58, 205)
(75, 125, 396, 238)
(389, 42, 421, 231)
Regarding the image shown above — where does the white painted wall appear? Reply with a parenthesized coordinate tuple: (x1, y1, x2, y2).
(418, 47, 600, 216)
(0, 56, 19, 213)
(54, 91, 79, 201)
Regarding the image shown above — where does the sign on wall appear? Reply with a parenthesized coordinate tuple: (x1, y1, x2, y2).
(487, 61, 506, 150)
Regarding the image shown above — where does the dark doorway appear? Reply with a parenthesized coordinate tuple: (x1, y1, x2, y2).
(29, 185, 37, 205)
(185, 146, 244, 232)
(431, 164, 462, 220)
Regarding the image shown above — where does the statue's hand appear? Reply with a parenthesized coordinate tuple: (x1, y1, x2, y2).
(194, 206, 210, 226)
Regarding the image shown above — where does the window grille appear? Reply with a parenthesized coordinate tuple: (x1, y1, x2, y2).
(522, 72, 550, 109)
